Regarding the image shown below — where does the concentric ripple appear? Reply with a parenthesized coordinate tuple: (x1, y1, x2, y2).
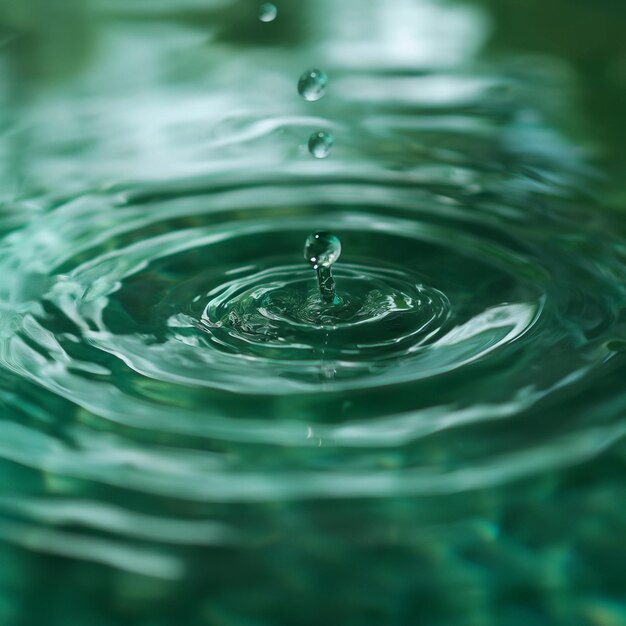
(0, 42, 626, 520)
(0, 147, 625, 510)
(6, 193, 547, 395)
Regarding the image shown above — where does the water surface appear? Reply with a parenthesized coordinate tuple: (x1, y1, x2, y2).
(1, 1, 626, 624)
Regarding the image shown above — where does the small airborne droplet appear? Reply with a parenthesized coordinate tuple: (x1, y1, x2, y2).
(304, 232, 341, 269)
(308, 131, 333, 159)
(298, 69, 328, 102)
(258, 2, 277, 22)
(304, 232, 341, 304)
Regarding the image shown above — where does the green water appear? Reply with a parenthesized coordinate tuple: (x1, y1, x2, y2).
(1, 0, 626, 624)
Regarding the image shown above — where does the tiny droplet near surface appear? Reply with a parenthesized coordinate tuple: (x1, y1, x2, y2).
(258, 2, 278, 22)
(298, 69, 328, 102)
(304, 232, 342, 269)
(308, 131, 334, 159)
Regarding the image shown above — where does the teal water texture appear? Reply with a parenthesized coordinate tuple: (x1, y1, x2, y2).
(1, 0, 626, 624)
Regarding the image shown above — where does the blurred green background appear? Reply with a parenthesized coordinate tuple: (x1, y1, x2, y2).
(2, 0, 625, 170)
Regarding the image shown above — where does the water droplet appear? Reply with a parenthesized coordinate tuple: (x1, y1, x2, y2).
(304, 232, 341, 305)
(304, 232, 341, 269)
(258, 2, 277, 22)
(308, 131, 333, 159)
(298, 69, 328, 102)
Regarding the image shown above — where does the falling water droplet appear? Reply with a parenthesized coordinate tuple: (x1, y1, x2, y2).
(308, 131, 334, 159)
(304, 232, 341, 304)
(258, 2, 278, 22)
(304, 232, 341, 269)
(298, 69, 328, 102)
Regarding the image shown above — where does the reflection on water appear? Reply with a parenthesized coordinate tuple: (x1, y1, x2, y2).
(1, 1, 626, 625)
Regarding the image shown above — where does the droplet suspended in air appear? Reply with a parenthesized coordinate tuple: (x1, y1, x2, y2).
(308, 131, 334, 159)
(258, 2, 278, 22)
(298, 69, 328, 102)
(304, 232, 341, 269)
(304, 232, 342, 305)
